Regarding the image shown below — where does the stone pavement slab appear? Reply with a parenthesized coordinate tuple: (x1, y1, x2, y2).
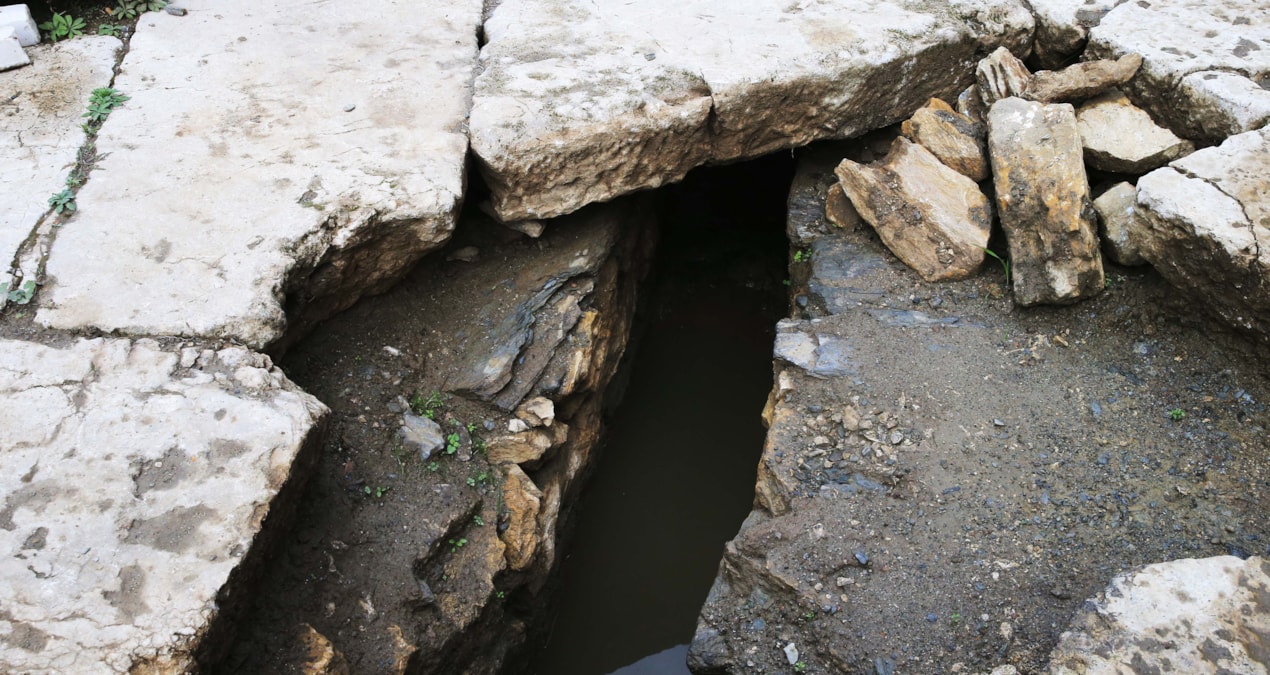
(0, 36, 120, 307)
(471, 0, 1034, 222)
(0, 337, 327, 673)
(36, 0, 482, 349)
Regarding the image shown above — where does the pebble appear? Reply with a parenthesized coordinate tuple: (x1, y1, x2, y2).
(164, 5, 187, 15)
(783, 642, 799, 665)
(854, 549, 870, 566)
(343, 103, 357, 112)
(926, 613, 938, 623)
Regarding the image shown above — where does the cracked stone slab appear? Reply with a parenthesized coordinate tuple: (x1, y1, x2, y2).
(1047, 556, 1270, 674)
(1136, 126, 1270, 344)
(36, 0, 482, 349)
(1024, 0, 1118, 67)
(0, 36, 121, 308)
(0, 337, 327, 673)
(470, 0, 1034, 222)
(1086, 0, 1270, 142)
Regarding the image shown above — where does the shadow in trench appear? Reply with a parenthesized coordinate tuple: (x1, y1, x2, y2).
(519, 152, 794, 675)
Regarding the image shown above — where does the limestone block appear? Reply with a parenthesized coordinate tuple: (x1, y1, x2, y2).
(988, 97, 1104, 305)
(1136, 127, 1270, 342)
(0, 31, 27, 71)
(976, 46, 1031, 106)
(1092, 182, 1145, 266)
(36, 0, 482, 350)
(471, 0, 1034, 221)
(1047, 556, 1270, 674)
(0, 337, 327, 673)
(900, 97, 989, 181)
(0, 37, 119, 306)
(1077, 90, 1194, 174)
(0, 5, 38, 46)
(1086, 0, 1270, 142)
(1024, 0, 1118, 68)
(1024, 53, 1142, 104)
(836, 138, 992, 282)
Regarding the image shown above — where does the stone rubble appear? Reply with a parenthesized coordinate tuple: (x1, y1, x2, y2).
(1092, 182, 1146, 266)
(1077, 89, 1195, 174)
(900, 98, 990, 182)
(1023, 53, 1141, 104)
(975, 46, 1031, 106)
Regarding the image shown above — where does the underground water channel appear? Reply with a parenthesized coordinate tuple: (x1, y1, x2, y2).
(512, 153, 794, 675)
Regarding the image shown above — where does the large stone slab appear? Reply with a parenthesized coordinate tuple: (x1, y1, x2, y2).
(1024, 0, 1118, 67)
(1047, 556, 1270, 674)
(1077, 90, 1194, 174)
(1136, 127, 1270, 343)
(470, 0, 1034, 222)
(0, 337, 327, 672)
(36, 0, 482, 350)
(1086, 0, 1270, 143)
(0, 37, 120, 307)
(988, 97, 1103, 305)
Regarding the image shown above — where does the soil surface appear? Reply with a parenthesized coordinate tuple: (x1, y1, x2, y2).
(688, 139, 1270, 674)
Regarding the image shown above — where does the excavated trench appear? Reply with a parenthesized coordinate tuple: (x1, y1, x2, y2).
(218, 154, 794, 674)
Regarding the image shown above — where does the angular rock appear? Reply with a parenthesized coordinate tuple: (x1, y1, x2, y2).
(835, 137, 992, 282)
(0, 337, 327, 673)
(500, 465, 542, 572)
(976, 46, 1031, 106)
(900, 98, 989, 181)
(400, 412, 445, 460)
(988, 97, 1104, 305)
(0, 37, 120, 307)
(1077, 90, 1195, 174)
(956, 85, 988, 127)
(1025, 0, 1118, 68)
(1136, 127, 1270, 342)
(1086, 0, 1270, 142)
(471, 0, 1034, 221)
(1046, 556, 1270, 674)
(36, 0, 482, 350)
(0, 5, 39, 46)
(0, 32, 28, 71)
(1092, 182, 1146, 266)
(299, 624, 350, 675)
(1024, 53, 1142, 103)
(486, 424, 568, 466)
(824, 184, 860, 230)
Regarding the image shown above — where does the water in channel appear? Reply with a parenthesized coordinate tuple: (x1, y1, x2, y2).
(520, 154, 794, 675)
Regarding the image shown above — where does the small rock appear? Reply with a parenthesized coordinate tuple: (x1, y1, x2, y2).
(1000, 621, 1014, 641)
(508, 418, 530, 433)
(342, 103, 356, 112)
(926, 613, 939, 623)
(976, 47, 1031, 106)
(164, 5, 188, 16)
(446, 246, 479, 262)
(783, 643, 799, 665)
(825, 183, 861, 229)
(837, 576, 854, 587)
(1093, 182, 1147, 266)
(1024, 54, 1142, 104)
(514, 396, 555, 427)
(854, 549, 870, 566)
(842, 406, 862, 431)
(901, 98, 989, 181)
(1077, 90, 1195, 174)
(400, 413, 444, 460)
(0, 32, 30, 72)
(956, 85, 987, 126)
(504, 220, 546, 238)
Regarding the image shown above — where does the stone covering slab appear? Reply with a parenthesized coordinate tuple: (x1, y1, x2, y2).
(36, 0, 482, 349)
(0, 337, 327, 673)
(0, 37, 120, 307)
(1086, 0, 1270, 142)
(1047, 556, 1270, 674)
(471, 0, 1034, 222)
(1136, 127, 1270, 343)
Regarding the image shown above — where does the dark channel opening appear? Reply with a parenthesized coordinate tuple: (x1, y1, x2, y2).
(513, 153, 794, 675)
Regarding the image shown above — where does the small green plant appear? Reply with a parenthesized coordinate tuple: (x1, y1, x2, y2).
(984, 247, 1011, 286)
(4, 280, 38, 305)
(112, 0, 167, 20)
(445, 433, 461, 455)
(447, 537, 468, 552)
(473, 514, 485, 527)
(427, 461, 440, 472)
(49, 189, 76, 215)
(39, 12, 85, 41)
(473, 438, 487, 453)
(1169, 408, 1186, 421)
(793, 249, 809, 263)
(795, 662, 808, 673)
(801, 610, 816, 622)
(495, 591, 506, 599)
(466, 472, 490, 488)
(97, 24, 123, 37)
(950, 611, 962, 625)
(363, 485, 390, 499)
(84, 88, 129, 125)
(411, 391, 444, 419)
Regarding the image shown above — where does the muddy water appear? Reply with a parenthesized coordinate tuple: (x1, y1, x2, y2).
(518, 155, 794, 674)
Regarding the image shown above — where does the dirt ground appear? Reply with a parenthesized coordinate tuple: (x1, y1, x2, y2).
(688, 140, 1270, 674)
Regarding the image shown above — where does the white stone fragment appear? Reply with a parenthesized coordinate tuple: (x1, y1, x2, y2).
(0, 337, 327, 673)
(0, 31, 26, 71)
(0, 4, 39, 46)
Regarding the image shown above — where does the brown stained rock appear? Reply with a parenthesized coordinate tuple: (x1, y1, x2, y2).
(1136, 127, 1270, 344)
(988, 97, 1104, 306)
(1024, 53, 1142, 103)
(500, 465, 543, 571)
(1093, 182, 1147, 266)
(824, 183, 861, 229)
(957, 84, 988, 127)
(1046, 556, 1270, 674)
(300, 624, 350, 675)
(976, 46, 1032, 106)
(486, 423, 569, 466)
(1077, 90, 1195, 174)
(901, 97, 990, 181)
(834, 137, 992, 282)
